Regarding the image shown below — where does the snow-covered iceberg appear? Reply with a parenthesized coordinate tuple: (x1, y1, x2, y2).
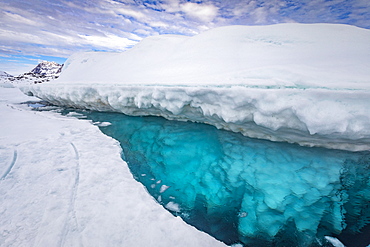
(21, 23, 370, 151)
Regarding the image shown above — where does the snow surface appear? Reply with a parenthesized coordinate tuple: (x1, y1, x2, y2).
(20, 23, 370, 151)
(0, 86, 225, 247)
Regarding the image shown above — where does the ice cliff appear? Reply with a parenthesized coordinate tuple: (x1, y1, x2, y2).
(21, 23, 370, 151)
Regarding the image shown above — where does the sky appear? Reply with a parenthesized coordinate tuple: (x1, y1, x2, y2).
(0, 0, 369, 75)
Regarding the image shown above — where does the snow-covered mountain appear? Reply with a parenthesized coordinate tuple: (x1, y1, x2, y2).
(5, 61, 63, 85)
(0, 71, 14, 86)
(30, 61, 63, 76)
(0, 71, 13, 78)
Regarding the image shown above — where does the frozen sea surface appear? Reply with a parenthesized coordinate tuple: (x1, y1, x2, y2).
(72, 110, 370, 247)
(0, 87, 225, 247)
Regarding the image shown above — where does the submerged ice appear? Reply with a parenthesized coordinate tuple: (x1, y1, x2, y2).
(77, 111, 370, 246)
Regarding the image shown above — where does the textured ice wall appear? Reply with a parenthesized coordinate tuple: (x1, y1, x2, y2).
(80, 111, 370, 246)
(22, 84, 370, 151)
(20, 23, 370, 151)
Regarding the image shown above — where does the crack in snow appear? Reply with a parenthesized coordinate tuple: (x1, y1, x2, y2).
(0, 149, 17, 180)
(59, 142, 82, 247)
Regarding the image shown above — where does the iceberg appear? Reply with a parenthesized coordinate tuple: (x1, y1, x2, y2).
(20, 23, 370, 151)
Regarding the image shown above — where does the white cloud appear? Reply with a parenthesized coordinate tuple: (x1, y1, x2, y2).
(0, 61, 38, 76)
(150, 21, 170, 28)
(161, 0, 181, 12)
(0, 1, 144, 57)
(181, 2, 218, 22)
(78, 34, 138, 50)
(252, 6, 268, 24)
(229, 0, 288, 25)
(0, 28, 47, 45)
(2, 11, 41, 26)
(116, 7, 148, 20)
(160, 1, 218, 23)
(232, 0, 257, 17)
(133, 28, 153, 36)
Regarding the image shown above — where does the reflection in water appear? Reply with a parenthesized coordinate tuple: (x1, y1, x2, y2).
(69, 110, 370, 247)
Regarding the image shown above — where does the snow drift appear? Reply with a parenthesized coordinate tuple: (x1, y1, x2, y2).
(21, 23, 370, 151)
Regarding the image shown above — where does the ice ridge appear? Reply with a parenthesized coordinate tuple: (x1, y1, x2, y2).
(22, 84, 370, 151)
(20, 23, 370, 151)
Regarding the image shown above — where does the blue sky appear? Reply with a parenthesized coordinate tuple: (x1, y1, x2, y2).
(1, 0, 369, 75)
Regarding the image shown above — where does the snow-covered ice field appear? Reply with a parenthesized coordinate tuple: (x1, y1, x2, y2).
(0, 85, 225, 246)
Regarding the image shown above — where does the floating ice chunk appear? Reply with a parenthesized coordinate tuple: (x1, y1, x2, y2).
(66, 112, 87, 118)
(28, 102, 45, 108)
(165, 201, 181, 213)
(324, 236, 345, 247)
(237, 212, 248, 218)
(93, 121, 111, 127)
(160, 185, 170, 193)
(230, 244, 243, 247)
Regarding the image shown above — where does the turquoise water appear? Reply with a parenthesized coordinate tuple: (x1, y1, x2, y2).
(73, 110, 370, 246)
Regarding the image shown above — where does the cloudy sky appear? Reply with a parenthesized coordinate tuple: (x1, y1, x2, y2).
(1, 0, 369, 75)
